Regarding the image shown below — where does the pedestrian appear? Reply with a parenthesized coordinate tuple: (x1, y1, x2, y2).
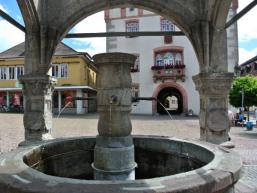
(238, 113, 244, 127)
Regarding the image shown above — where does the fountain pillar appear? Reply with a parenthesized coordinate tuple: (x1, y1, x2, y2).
(19, 74, 56, 144)
(92, 53, 137, 180)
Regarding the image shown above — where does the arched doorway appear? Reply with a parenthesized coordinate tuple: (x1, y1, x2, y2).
(152, 82, 188, 115)
(157, 87, 183, 115)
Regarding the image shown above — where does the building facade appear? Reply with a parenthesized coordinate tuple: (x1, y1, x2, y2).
(238, 55, 257, 76)
(0, 42, 97, 114)
(105, 2, 238, 115)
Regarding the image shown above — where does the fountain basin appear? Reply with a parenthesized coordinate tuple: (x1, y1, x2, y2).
(0, 136, 241, 193)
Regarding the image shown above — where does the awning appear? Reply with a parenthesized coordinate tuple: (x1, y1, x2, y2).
(0, 88, 22, 91)
(54, 86, 96, 92)
(0, 86, 96, 92)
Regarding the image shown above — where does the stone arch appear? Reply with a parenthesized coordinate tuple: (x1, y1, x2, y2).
(51, 1, 197, 42)
(152, 81, 188, 114)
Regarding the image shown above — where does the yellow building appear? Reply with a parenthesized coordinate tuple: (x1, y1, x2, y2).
(0, 42, 97, 114)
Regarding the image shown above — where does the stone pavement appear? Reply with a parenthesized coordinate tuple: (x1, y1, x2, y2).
(0, 113, 257, 192)
(231, 128, 257, 193)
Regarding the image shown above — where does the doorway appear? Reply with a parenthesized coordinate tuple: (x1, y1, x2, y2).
(157, 87, 183, 115)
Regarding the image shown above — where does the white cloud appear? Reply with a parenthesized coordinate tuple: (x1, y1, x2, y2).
(239, 47, 257, 64)
(238, 0, 257, 42)
(237, 0, 257, 64)
(75, 38, 106, 56)
(0, 20, 25, 52)
(70, 11, 106, 56)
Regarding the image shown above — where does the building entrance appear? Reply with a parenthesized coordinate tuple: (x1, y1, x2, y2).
(157, 87, 183, 115)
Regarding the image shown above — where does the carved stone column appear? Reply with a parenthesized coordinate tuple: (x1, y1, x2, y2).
(92, 53, 137, 180)
(19, 75, 57, 144)
(193, 72, 234, 144)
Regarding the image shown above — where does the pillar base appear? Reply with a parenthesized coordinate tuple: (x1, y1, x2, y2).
(93, 136, 137, 180)
(200, 129, 229, 144)
(92, 164, 136, 181)
(19, 132, 54, 146)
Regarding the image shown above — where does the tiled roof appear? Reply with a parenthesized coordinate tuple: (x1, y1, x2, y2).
(0, 42, 25, 58)
(0, 42, 80, 59)
(240, 55, 257, 66)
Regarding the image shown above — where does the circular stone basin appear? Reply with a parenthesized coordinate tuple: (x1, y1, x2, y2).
(0, 136, 241, 193)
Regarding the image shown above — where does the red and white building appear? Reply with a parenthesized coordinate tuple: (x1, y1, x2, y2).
(104, 3, 238, 115)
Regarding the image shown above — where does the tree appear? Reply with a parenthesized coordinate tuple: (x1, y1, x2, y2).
(229, 76, 257, 121)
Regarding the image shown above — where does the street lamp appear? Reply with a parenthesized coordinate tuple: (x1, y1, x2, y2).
(241, 89, 244, 110)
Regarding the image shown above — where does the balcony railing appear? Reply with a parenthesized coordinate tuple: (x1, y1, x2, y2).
(151, 64, 185, 82)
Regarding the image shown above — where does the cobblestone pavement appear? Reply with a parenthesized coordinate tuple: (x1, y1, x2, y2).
(0, 113, 257, 192)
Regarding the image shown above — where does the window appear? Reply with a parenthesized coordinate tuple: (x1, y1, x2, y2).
(60, 64, 68, 78)
(161, 19, 174, 32)
(175, 53, 182, 65)
(163, 52, 174, 65)
(126, 20, 139, 32)
(0, 66, 24, 80)
(9, 66, 15, 80)
(52, 65, 59, 77)
(16, 66, 24, 78)
(52, 64, 68, 78)
(129, 7, 135, 11)
(156, 54, 163, 66)
(0, 67, 7, 80)
(154, 50, 184, 67)
(132, 84, 139, 98)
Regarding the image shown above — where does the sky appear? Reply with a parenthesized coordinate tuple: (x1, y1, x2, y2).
(0, 0, 256, 64)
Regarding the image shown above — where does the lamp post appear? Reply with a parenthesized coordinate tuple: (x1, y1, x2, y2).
(241, 89, 244, 111)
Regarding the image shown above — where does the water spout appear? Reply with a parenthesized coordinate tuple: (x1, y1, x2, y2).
(157, 100, 173, 120)
(57, 102, 72, 119)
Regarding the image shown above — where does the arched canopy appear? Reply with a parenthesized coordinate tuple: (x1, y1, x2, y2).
(45, 0, 199, 39)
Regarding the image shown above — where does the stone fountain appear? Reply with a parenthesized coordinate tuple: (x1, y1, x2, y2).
(0, 53, 241, 193)
(92, 53, 137, 180)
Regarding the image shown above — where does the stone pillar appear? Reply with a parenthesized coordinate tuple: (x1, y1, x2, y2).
(76, 90, 85, 114)
(193, 72, 234, 144)
(58, 91, 62, 114)
(6, 91, 9, 107)
(19, 74, 57, 144)
(92, 53, 137, 180)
